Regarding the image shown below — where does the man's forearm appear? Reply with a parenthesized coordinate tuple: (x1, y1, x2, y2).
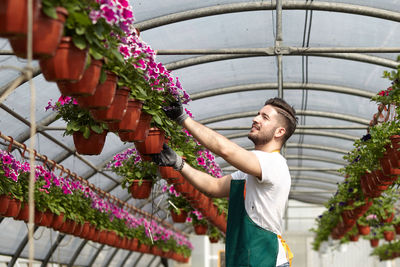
(180, 162, 230, 198)
(182, 117, 240, 158)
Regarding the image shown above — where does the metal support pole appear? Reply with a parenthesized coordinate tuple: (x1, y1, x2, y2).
(276, 0, 284, 98)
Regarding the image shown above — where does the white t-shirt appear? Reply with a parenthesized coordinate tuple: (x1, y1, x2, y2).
(231, 150, 291, 266)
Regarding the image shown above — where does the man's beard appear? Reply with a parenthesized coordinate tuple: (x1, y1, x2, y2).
(248, 126, 275, 146)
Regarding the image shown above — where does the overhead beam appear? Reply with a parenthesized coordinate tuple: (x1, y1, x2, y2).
(210, 125, 367, 130)
(198, 110, 370, 125)
(165, 53, 398, 70)
(190, 82, 375, 100)
(134, 1, 400, 31)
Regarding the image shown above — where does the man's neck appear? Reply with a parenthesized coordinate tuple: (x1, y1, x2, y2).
(254, 142, 282, 153)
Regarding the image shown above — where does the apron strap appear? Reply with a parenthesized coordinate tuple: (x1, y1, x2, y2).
(277, 235, 294, 267)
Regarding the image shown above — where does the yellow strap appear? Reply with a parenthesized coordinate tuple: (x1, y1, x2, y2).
(277, 235, 293, 267)
(271, 149, 281, 153)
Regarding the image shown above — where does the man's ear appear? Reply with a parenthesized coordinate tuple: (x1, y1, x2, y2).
(275, 127, 286, 138)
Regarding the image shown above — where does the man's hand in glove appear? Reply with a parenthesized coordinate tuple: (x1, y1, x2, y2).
(152, 144, 185, 171)
(163, 98, 188, 125)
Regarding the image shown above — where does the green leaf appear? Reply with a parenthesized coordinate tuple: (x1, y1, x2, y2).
(83, 126, 90, 139)
(73, 35, 87, 50)
(153, 115, 162, 125)
(89, 47, 103, 60)
(91, 125, 103, 133)
(99, 69, 107, 84)
(42, 6, 58, 19)
(75, 27, 86, 35)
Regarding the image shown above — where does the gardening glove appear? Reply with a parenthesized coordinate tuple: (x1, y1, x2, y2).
(163, 97, 188, 125)
(152, 144, 185, 171)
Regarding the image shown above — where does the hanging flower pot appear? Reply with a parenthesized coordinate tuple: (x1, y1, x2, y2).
(0, 195, 10, 215)
(383, 230, 395, 241)
(15, 202, 29, 222)
(79, 221, 91, 239)
(76, 71, 118, 110)
(34, 210, 44, 225)
(90, 86, 130, 122)
(73, 130, 107, 155)
(170, 209, 188, 223)
(134, 128, 165, 155)
(107, 99, 143, 132)
(9, 7, 68, 59)
(194, 224, 208, 235)
(209, 236, 220, 243)
(370, 238, 379, 248)
(40, 210, 54, 227)
(130, 238, 139, 251)
(3, 197, 21, 218)
(129, 180, 153, 199)
(105, 231, 117, 246)
(59, 219, 76, 234)
(98, 230, 108, 244)
(72, 223, 84, 236)
(39, 36, 88, 82)
(57, 59, 103, 96)
(0, 0, 40, 37)
(51, 213, 65, 230)
(356, 224, 370, 236)
(119, 112, 152, 142)
(159, 166, 183, 184)
(381, 212, 394, 223)
(349, 234, 359, 242)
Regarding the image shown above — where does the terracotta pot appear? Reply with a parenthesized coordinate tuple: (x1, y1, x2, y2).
(357, 224, 370, 236)
(209, 236, 219, 243)
(15, 202, 29, 221)
(384, 230, 395, 241)
(349, 234, 359, 242)
(134, 128, 165, 155)
(108, 99, 143, 132)
(370, 238, 379, 248)
(130, 238, 139, 251)
(382, 212, 394, 223)
(0, 0, 40, 37)
(98, 230, 108, 244)
(90, 86, 130, 122)
(59, 219, 76, 234)
(9, 7, 68, 59)
(194, 224, 208, 235)
(0, 195, 10, 214)
(52, 213, 65, 230)
(106, 231, 117, 246)
(73, 130, 107, 155)
(40, 210, 54, 227)
(80, 222, 91, 239)
(76, 71, 118, 110)
(119, 112, 152, 142)
(39, 36, 88, 82)
(3, 197, 21, 217)
(129, 180, 153, 199)
(90, 228, 100, 242)
(34, 210, 44, 225)
(158, 166, 183, 183)
(57, 59, 103, 96)
(137, 243, 150, 254)
(72, 223, 84, 236)
(170, 209, 188, 223)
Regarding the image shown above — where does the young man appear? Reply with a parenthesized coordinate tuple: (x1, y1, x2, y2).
(153, 97, 297, 267)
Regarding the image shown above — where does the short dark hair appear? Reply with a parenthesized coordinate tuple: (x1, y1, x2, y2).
(264, 97, 297, 144)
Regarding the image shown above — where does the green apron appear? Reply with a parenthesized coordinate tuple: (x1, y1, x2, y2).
(225, 179, 279, 267)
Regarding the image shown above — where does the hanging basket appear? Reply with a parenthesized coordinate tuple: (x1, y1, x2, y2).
(72, 223, 84, 236)
(90, 86, 130, 122)
(356, 224, 370, 236)
(383, 230, 395, 241)
(170, 209, 188, 223)
(73, 130, 107, 155)
(107, 99, 143, 132)
(15, 202, 29, 222)
(57, 59, 103, 96)
(209, 236, 220, 243)
(134, 128, 165, 155)
(51, 213, 65, 230)
(194, 224, 208, 235)
(119, 112, 152, 142)
(0, 0, 40, 37)
(370, 238, 379, 248)
(9, 7, 68, 59)
(129, 180, 153, 199)
(3, 197, 21, 218)
(76, 71, 118, 110)
(0, 195, 10, 214)
(40, 210, 54, 227)
(349, 234, 359, 242)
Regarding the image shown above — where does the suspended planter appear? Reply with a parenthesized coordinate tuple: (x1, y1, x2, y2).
(159, 166, 183, 184)
(119, 112, 152, 142)
(356, 224, 370, 236)
(39, 36, 88, 82)
(76, 71, 118, 110)
(370, 238, 379, 248)
(383, 230, 395, 241)
(170, 209, 188, 223)
(129, 180, 153, 199)
(9, 7, 68, 59)
(193, 224, 208, 235)
(134, 128, 165, 155)
(0, 0, 40, 37)
(72, 223, 84, 236)
(51, 213, 65, 230)
(0, 195, 10, 214)
(73, 130, 107, 155)
(209, 236, 219, 243)
(40, 210, 54, 227)
(90, 86, 130, 122)
(3, 197, 21, 218)
(349, 234, 359, 242)
(57, 59, 103, 96)
(107, 99, 143, 132)
(15, 202, 29, 222)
